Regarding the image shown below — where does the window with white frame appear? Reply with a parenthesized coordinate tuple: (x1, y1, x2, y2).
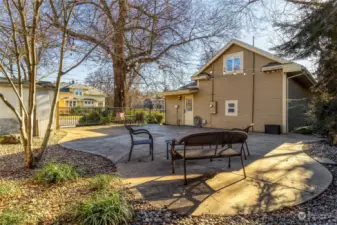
(224, 52, 243, 74)
(68, 101, 77, 107)
(225, 100, 238, 116)
(74, 89, 83, 96)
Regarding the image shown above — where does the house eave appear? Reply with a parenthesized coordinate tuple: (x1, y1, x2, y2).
(162, 88, 199, 96)
(192, 39, 291, 78)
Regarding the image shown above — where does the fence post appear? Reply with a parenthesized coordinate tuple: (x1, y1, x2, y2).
(56, 102, 60, 129)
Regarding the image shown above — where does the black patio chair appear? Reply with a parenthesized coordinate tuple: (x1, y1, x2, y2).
(231, 123, 253, 159)
(125, 125, 154, 161)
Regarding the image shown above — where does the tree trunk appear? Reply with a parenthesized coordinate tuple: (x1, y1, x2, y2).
(113, 0, 127, 109)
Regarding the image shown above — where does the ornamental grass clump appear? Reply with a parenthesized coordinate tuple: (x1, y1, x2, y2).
(0, 180, 20, 197)
(89, 174, 119, 191)
(74, 190, 134, 225)
(35, 162, 78, 184)
(0, 209, 26, 225)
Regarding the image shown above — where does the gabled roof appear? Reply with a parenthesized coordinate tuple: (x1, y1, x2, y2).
(192, 39, 316, 85)
(60, 83, 105, 96)
(0, 77, 55, 89)
(193, 39, 292, 78)
(162, 81, 199, 96)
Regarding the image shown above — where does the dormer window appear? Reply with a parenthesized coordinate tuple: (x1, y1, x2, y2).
(74, 89, 83, 96)
(224, 51, 244, 74)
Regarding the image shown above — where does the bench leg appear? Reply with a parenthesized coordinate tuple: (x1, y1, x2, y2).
(240, 153, 246, 178)
(172, 158, 175, 174)
(166, 143, 169, 160)
(245, 141, 250, 156)
(228, 157, 231, 168)
(184, 159, 187, 185)
(128, 145, 134, 161)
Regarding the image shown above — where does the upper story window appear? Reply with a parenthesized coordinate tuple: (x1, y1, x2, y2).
(224, 51, 243, 74)
(74, 89, 83, 96)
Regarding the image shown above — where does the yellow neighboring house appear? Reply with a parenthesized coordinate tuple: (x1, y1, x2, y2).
(58, 82, 106, 108)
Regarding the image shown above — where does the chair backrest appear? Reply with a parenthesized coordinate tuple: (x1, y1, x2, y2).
(243, 124, 254, 133)
(220, 131, 248, 145)
(124, 125, 134, 133)
(177, 132, 220, 146)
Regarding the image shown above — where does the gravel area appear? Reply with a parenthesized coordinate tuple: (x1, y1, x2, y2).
(131, 142, 337, 225)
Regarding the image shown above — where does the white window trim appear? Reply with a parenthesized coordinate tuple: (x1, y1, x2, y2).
(225, 100, 238, 116)
(223, 51, 244, 74)
(74, 89, 83, 96)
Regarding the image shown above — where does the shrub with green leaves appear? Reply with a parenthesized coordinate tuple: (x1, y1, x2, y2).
(306, 92, 337, 139)
(0, 181, 19, 197)
(144, 112, 164, 124)
(100, 114, 114, 125)
(89, 174, 119, 191)
(35, 163, 78, 184)
(0, 209, 26, 225)
(74, 190, 134, 225)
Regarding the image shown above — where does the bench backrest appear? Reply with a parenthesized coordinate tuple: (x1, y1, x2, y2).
(177, 132, 220, 146)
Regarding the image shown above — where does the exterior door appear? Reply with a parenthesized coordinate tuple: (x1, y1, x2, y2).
(184, 96, 194, 125)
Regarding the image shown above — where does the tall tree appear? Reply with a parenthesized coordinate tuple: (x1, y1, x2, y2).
(273, 0, 337, 93)
(49, 0, 253, 108)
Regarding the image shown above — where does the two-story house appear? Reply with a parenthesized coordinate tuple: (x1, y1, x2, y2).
(162, 39, 316, 133)
(59, 82, 106, 108)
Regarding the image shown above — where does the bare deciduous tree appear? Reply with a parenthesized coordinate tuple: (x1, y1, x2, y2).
(49, 0, 254, 108)
(0, 0, 104, 168)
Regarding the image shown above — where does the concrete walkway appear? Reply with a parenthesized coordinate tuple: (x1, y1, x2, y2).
(59, 125, 332, 216)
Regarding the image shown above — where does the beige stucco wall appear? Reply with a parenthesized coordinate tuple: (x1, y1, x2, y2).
(165, 44, 286, 132)
(0, 86, 56, 136)
(164, 95, 184, 125)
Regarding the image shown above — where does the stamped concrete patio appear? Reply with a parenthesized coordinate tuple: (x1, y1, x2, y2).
(59, 125, 332, 216)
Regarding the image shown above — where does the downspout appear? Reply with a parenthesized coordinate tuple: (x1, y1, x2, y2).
(210, 51, 215, 128)
(251, 37, 255, 132)
(164, 97, 167, 124)
(210, 62, 215, 128)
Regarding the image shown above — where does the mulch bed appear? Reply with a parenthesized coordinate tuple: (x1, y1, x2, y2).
(0, 131, 116, 224)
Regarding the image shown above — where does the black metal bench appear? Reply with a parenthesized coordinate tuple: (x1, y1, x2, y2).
(171, 131, 247, 185)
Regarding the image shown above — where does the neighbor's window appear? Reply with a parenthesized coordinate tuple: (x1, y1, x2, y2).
(68, 101, 77, 107)
(74, 89, 83, 96)
(224, 52, 243, 74)
(225, 100, 238, 116)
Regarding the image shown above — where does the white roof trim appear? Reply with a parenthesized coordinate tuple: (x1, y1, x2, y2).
(162, 89, 199, 96)
(193, 39, 291, 77)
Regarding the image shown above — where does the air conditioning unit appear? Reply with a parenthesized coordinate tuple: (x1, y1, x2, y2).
(265, 125, 281, 134)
